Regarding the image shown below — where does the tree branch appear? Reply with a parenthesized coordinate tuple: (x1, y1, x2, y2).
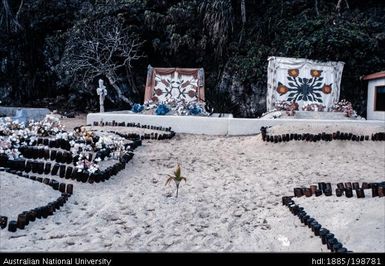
(15, 0, 23, 21)
(315, 0, 319, 16)
(58, 16, 143, 105)
(336, 0, 349, 14)
(1, 0, 23, 32)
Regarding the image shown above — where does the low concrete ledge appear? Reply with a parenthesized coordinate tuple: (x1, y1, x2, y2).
(87, 112, 229, 135)
(0, 106, 50, 122)
(227, 118, 385, 135)
(87, 112, 385, 136)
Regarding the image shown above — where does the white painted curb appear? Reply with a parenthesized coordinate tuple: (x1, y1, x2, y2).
(87, 112, 385, 136)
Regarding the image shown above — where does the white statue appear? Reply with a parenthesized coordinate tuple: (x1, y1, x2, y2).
(96, 79, 107, 113)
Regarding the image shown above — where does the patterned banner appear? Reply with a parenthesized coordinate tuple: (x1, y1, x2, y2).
(144, 65, 205, 103)
(267, 57, 344, 111)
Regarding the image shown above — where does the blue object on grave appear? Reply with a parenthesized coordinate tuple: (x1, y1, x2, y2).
(188, 103, 203, 115)
(132, 103, 144, 113)
(155, 104, 170, 115)
(12, 109, 27, 124)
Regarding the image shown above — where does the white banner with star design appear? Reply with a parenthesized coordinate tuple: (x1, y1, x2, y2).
(266, 56, 344, 111)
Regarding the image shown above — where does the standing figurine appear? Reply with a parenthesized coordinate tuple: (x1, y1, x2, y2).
(96, 79, 107, 113)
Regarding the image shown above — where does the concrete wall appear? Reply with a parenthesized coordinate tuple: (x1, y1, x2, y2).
(0, 106, 50, 122)
(227, 118, 384, 135)
(367, 79, 385, 121)
(87, 112, 385, 136)
(87, 113, 229, 135)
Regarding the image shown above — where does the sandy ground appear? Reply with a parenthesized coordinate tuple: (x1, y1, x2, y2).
(0, 173, 61, 220)
(295, 196, 385, 252)
(0, 114, 384, 252)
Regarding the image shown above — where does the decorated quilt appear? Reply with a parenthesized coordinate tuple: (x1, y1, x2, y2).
(144, 66, 205, 103)
(266, 57, 344, 111)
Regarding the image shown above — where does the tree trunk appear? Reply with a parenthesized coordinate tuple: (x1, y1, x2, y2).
(1, 0, 23, 32)
(15, 0, 23, 21)
(241, 0, 246, 24)
(336, 0, 349, 14)
(106, 74, 133, 107)
(315, 0, 319, 16)
(125, 67, 139, 95)
(238, 0, 246, 44)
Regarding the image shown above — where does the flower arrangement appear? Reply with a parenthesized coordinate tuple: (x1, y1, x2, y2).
(274, 100, 298, 116)
(95, 135, 125, 152)
(330, 100, 357, 117)
(54, 131, 73, 141)
(0, 112, 139, 184)
(155, 103, 170, 115)
(0, 136, 20, 159)
(75, 153, 99, 174)
(0, 119, 34, 158)
(132, 103, 144, 113)
(187, 102, 204, 115)
(70, 141, 93, 156)
(0, 114, 130, 173)
(28, 114, 64, 137)
(132, 98, 208, 116)
(274, 100, 298, 111)
(0, 118, 25, 136)
(302, 103, 326, 112)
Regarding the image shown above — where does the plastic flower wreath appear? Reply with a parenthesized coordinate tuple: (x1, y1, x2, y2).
(132, 103, 144, 113)
(155, 103, 170, 115)
(188, 102, 203, 115)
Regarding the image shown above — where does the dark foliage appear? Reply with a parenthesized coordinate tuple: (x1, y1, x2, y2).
(0, 0, 384, 117)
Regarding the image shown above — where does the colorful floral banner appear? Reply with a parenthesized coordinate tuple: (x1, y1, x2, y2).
(267, 56, 344, 111)
(144, 65, 205, 104)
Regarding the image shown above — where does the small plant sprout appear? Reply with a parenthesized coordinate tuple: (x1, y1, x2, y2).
(165, 164, 187, 198)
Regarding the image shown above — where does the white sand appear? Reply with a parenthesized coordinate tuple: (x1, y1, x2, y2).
(295, 196, 385, 252)
(0, 172, 61, 220)
(0, 115, 384, 252)
(267, 123, 384, 135)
